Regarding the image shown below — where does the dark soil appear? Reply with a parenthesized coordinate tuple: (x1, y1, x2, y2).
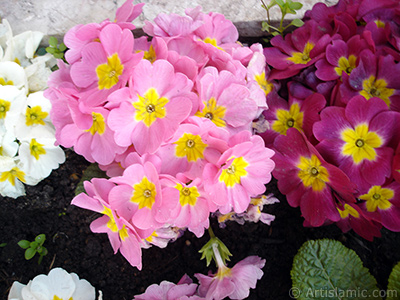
(1, 148, 400, 300)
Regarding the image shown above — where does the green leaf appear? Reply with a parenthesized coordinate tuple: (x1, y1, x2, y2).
(35, 234, 46, 245)
(25, 248, 37, 260)
(59, 43, 67, 52)
(275, 0, 285, 7)
(48, 36, 58, 47)
(0, 243, 7, 247)
(291, 239, 381, 300)
(75, 163, 108, 196)
(290, 19, 304, 28)
(30, 241, 38, 249)
(387, 261, 400, 300)
(289, 1, 303, 10)
(54, 52, 64, 59)
(46, 47, 56, 54)
(17, 240, 30, 249)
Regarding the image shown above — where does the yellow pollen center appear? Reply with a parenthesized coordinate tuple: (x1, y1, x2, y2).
(0, 99, 11, 119)
(359, 185, 393, 212)
(287, 41, 314, 64)
(0, 167, 26, 186)
(86, 112, 106, 135)
(96, 53, 124, 90)
(25, 106, 48, 126)
(297, 154, 329, 191)
(176, 184, 200, 206)
(195, 97, 226, 127)
(219, 157, 249, 187)
(360, 75, 394, 107)
(174, 133, 207, 162)
(131, 177, 157, 209)
(272, 103, 304, 135)
(133, 88, 169, 127)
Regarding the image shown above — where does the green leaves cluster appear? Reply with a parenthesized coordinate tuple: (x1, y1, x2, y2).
(291, 239, 400, 300)
(18, 234, 48, 264)
(199, 236, 232, 267)
(261, 0, 304, 38)
(46, 36, 67, 60)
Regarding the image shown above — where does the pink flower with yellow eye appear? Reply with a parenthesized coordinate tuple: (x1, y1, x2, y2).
(70, 23, 142, 106)
(107, 59, 196, 155)
(272, 128, 357, 227)
(203, 131, 275, 214)
(72, 178, 145, 269)
(314, 96, 400, 192)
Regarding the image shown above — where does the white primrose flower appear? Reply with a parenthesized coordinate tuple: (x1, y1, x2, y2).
(25, 53, 56, 92)
(0, 61, 29, 91)
(8, 267, 102, 300)
(0, 19, 13, 60)
(18, 136, 65, 182)
(3, 30, 44, 67)
(0, 129, 18, 157)
(15, 91, 55, 140)
(0, 85, 27, 132)
(0, 156, 37, 199)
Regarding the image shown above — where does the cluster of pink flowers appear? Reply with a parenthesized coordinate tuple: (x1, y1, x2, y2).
(260, 0, 400, 240)
(45, 0, 275, 271)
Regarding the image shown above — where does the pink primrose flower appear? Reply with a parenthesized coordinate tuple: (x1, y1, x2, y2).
(195, 67, 258, 134)
(107, 59, 196, 154)
(340, 50, 400, 111)
(272, 128, 357, 227)
(155, 117, 229, 179)
(359, 181, 400, 232)
(71, 178, 145, 269)
(108, 161, 177, 230)
(335, 202, 382, 241)
(115, 1, 144, 24)
(160, 176, 211, 237)
(134, 275, 198, 300)
(313, 96, 400, 193)
(264, 20, 334, 80)
(259, 92, 326, 148)
(195, 256, 265, 300)
(57, 100, 127, 165)
(69, 23, 142, 106)
(203, 131, 275, 214)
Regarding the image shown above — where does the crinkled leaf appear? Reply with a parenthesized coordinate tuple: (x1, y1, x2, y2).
(25, 248, 36, 260)
(17, 240, 30, 249)
(75, 163, 108, 196)
(387, 261, 400, 300)
(291, 239, 381, 300)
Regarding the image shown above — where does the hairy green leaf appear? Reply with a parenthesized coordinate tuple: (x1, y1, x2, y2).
(291, 239, 381, 300)
(75, 163, 108, 196)
(387, 262, 400, 300)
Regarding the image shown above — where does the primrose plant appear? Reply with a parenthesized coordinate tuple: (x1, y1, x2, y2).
(44, 0, 278, 298)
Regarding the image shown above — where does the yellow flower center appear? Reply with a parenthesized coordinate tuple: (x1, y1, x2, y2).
(30, 138, 46, 160)
(219, 157, 249, 187)
(0, 167, 26, 186)
(297, 154, 329, 191)
(203, 37, 224, 51)
(96, 53, 124, 90)
(143, 45, 156, 63)
(341, 124, 382, 164)
(0, 99, 11, 119)
(102, 206, 129, 241)
(131, 177, 156, 209)
(25, 106, 48, 126)
(255, 72, 273, 96)
(174, 133, 207, 162)
(287, 41, 314, 64)
(335, 55, 357, 77)
(176, 184, 200, 206)
(272, 103, 304, 135)
(53, 296, 73, 300)
(360, 75, 394, 107)
(359, 185, 393, 212)
(375, 20, 385, 28)
(337, 203, 360, 219)
(195, 97, 226, 127)
(0, 77, 14, 86)
(133, 88, 169, 127)
(86, 112, 106, 135)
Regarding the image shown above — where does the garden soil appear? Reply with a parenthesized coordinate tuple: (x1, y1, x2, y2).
(1, 148, 400, 300)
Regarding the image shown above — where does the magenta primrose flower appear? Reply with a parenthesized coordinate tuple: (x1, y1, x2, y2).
(72, 178, 145, 269)
(313, 96, 400, 193)
(272, 128, 357, 227)
(107, 59, 196, 154)
(340, 50, 400, 111)
(264, 20, 334, 80)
